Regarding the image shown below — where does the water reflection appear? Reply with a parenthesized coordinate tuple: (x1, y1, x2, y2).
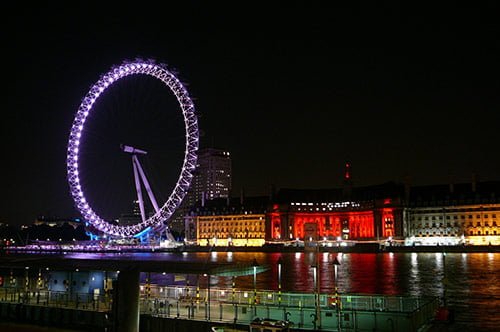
(409, 252, 420, 296)
(32, 250, 500, 330)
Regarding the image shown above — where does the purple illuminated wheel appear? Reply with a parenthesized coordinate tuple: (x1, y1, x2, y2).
(67, 59, 198, 238)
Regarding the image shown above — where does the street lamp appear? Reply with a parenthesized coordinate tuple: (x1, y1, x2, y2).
(277, 256, 283, 306)
(310, 261, 322, 330)
(252, 258, 258, 307)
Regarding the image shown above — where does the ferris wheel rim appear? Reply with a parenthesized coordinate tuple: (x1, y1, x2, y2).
(66, 59, 199, 238)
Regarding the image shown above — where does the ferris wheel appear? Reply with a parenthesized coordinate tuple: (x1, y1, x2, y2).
(66, 59, 199, 238)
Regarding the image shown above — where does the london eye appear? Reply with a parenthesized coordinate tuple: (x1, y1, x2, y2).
(66, 59, 199, 239)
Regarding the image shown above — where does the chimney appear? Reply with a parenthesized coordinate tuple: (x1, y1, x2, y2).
(449, 173, 454, 193)
(472, 173, 477, 193)
(268, 184, 276, 200)
(403, 174, 412, 202)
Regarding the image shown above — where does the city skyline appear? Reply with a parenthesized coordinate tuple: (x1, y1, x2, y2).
(3, 3, 499, 225)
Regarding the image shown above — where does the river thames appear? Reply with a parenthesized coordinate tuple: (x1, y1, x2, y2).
(61, 250, 500, 331)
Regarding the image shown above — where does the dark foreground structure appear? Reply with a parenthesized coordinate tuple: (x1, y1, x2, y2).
(0, 253, 439, 331)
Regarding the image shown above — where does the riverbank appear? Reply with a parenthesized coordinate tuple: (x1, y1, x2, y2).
(169, 243, 500, 253)
(4, 243, 499, 254)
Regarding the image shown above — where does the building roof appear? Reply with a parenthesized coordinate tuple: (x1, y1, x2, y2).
(408, 180, 500, 207)
(189, 196, 270, 216)
(274, 181, 405, 203)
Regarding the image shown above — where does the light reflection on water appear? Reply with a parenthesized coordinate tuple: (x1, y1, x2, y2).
(61, 251, 500, 330)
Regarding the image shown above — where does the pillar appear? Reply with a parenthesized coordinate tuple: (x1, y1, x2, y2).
(113, 269, 140, 332)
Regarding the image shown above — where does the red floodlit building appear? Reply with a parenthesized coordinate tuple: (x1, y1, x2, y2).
(267, 181, 406, 242)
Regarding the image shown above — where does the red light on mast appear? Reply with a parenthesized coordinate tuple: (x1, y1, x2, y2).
(344, 163, 351, 179)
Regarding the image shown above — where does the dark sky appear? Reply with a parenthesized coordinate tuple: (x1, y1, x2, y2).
(2, 2, 499, 225)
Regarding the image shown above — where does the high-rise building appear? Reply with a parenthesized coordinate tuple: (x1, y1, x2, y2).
(170, 147, 232, 235)
(187, 147, 232, 206)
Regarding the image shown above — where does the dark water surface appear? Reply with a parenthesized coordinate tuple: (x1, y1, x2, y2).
(65, 251, 500, 331)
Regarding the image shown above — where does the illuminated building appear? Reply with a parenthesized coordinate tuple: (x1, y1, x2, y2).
(269, 182, 405, 242)
(172, 148, 232, 235)
(117, 200, 143, 226)
(185, 196, 268, 246)
(184, 160, 500, 246)
(34, 216, 83, 228)
(405, 180, 500, 245)
(187, 147, 232, 205)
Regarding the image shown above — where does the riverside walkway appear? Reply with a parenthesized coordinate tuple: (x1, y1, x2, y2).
(0, 285, 438, 331)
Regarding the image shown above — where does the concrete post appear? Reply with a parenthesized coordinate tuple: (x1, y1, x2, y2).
(113, 269, 140, 332)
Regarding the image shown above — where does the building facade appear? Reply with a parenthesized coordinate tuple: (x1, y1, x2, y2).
(405, 181, 500, 245)
(184, 174, 500, 246)
(171, 147, 232, 235)
(268, 182, 405, 243)
(185, 196, 268, 246)
(187, 147, 232, 205)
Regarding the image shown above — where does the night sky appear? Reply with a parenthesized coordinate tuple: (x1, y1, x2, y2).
(3, 3, 499, 225)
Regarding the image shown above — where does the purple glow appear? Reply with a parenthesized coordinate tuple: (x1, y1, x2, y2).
(67, 59, 199, 238)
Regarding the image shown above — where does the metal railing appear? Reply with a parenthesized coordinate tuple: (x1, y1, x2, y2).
(0, 285, 439, 331)
(0, 287, 111, 311)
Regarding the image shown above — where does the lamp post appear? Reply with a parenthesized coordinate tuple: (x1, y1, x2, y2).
(309, 258, 323, 330)
(252, 258, 258, 307)
(332, 255, 341, 331)
(208, 273, 211, 321)
(277, 256, 283, 306)
(442, 251, 447, 307)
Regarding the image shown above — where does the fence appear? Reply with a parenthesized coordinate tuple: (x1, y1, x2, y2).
(0, 285, 439, 331)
